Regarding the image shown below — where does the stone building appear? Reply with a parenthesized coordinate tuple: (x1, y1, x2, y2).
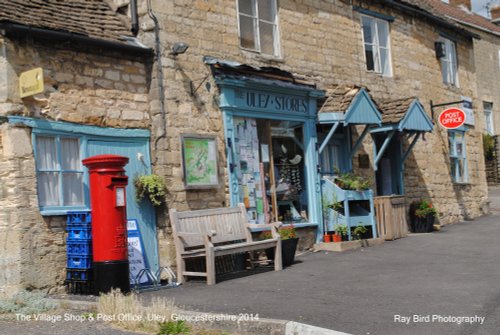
(0, 0, 153, 296)
(408, 0, 500, 184)
(123, 0, 489, 272)
(0, 0, 493, 295)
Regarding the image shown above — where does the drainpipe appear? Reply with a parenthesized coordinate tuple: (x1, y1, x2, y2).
(130, 0, 139, 36)
(147, 0, 167, 162)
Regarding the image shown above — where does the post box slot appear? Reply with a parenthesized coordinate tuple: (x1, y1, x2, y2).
(111, 176, 128, 184)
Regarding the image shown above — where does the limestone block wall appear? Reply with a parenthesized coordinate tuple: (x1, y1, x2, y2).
(0, 36, 152, 295)
(134, 0, 487, 230)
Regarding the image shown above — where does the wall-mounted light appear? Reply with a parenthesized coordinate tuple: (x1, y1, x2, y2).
(434, 41, 446, 58)
(170, 42, 189, 56)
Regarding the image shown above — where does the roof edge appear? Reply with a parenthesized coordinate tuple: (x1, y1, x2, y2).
(0, 22, 154, 56)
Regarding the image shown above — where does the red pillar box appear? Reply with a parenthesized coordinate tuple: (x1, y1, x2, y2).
(82, 154, 130, 294)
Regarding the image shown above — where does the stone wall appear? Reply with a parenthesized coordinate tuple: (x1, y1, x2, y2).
(133, 0, 487, 231)
(0, 35, 151, 296)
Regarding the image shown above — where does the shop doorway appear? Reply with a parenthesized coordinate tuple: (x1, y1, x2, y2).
(374, 134, 403, 196)
(233, 117, 308, 224)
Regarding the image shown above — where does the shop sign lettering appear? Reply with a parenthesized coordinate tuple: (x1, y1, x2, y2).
(439, 108, 466, 129)
(239, 90, 308, 113)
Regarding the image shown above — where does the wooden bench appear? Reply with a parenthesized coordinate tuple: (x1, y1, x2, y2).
(169, 204, 283, 285)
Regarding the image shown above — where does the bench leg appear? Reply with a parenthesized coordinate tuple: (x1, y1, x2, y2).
(274, 241, 283, 271)
(206, 247, 216, 285)
(176, 255, 186, 285)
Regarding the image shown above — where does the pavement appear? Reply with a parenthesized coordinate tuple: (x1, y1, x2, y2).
(140, 186, 500, 335)
(2, 187, 500, 335)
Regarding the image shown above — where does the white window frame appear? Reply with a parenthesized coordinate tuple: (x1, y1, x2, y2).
(438, 36, 459, 87)
(448, 130, 468, 183)
(360, 14, 393, 77)
(34, 133, 86, 212)
(236, 0, 281, 57)
(484, 101, 494, 135)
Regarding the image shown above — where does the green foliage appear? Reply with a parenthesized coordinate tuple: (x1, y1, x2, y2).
(335, 173, 371, 191)
(412, 199, 437, 218)
(483, 133, 496, 161)
(0, 290, 58, 315)
(329, 201, 344, 212)
(333, 223, 348, 237)
(157, 320, 191, 335)
(134, 174, 167, 206)
(259, 225, 297, 240)
(353, 224, 368, 240)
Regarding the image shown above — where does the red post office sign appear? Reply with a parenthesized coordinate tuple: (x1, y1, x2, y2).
(438, 108, 466, 129)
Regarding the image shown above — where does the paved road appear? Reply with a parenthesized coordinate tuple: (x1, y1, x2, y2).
(143, 187, 500, 335)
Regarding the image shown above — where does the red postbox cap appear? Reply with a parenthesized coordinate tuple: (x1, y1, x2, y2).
(82, 154, 129, 172)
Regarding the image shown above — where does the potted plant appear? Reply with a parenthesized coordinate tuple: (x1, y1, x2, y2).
(409, 199, 437, 233)
(134, 174, 167, 206)
(260, 225, 299, 267)
(353, 224, 368, 240)
(333, 223, 349, 242)
(334, 173, 371, 191)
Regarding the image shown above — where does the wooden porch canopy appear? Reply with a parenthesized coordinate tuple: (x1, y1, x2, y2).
(370, 97, 434, 171)
(318, 86, 382, 156)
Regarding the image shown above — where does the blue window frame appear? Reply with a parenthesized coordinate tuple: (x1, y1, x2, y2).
(448, 130, 468, 183)
(35, 134, 85, 212)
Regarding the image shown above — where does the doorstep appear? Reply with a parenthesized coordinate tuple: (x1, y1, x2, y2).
(313, 237, 385, 252)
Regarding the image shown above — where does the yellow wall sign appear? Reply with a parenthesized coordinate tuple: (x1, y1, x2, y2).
(19, 68, 44, 98)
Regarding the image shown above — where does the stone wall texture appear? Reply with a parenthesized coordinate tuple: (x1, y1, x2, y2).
(136, 0, 488, 227)
(0, 36, 151, 296)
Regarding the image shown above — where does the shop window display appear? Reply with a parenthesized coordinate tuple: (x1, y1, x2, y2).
(234, 117, 308, 224)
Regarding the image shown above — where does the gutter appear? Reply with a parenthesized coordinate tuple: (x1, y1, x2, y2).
(0, 22, 154, 56)
(380, 0, 480, 39)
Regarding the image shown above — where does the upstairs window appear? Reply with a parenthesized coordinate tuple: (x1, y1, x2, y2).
(237, 0, 280, 57)
(361, 15, 392, 76)
(484, 102, 494, 135)
(438, 37, 459, 86)
(35, 135, 85, 210)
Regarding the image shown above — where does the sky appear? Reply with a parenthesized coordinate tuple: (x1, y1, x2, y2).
(471, 0, 500, 18)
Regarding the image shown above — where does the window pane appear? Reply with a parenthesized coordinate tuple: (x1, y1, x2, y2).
(377, 20, 389, 47)
(441, 59, 450, 83)
(457, 159, 464, 181)
(258, 0, 274, 22)
(259, 21, 275, 55)
(362, 17, 373, 44)
(238, 0, 254, 15)
(38, 172, 60, 206)
(36, 136, 57, 170)
(450, 158, 457, 181)
(61, 138, 80, 170)
(63, 173, 84, 206)
(365, 44, 375, 71)
(380, 48, 391, 75)
(239, 15, 256, 49)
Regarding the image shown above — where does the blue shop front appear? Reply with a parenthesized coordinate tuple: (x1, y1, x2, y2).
(207, 58, 324, 240)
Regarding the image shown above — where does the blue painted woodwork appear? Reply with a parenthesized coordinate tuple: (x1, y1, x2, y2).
(398, 100, 434, 132)
(87, 140, 159, 274)
(344, 89, 382, 126)
(321, 176, 377, 240)
(319, 122, 340, 154)
(217, 77, 324, 241)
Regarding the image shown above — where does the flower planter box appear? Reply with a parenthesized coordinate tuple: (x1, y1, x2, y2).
(411, 214, 435, 233)
(266, 237, 299, 267)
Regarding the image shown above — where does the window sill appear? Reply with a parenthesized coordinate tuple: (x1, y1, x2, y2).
(40, 207, 90, 216)
(250, 222, 318, 232)
(365, 69, 393, 78)
(240, 48, 284, 63)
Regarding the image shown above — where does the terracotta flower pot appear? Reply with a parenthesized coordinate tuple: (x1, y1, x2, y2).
(323, 234, 331, 243)
(332, 234, 342, 242)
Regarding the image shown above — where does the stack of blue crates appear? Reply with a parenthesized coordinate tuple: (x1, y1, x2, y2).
(66, 211, 93, 294)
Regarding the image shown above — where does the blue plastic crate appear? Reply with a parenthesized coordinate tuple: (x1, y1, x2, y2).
(66, 268, 93, 281)
(67, 211, 91, 226)
(67, 227, 91, 240)
(66, 240, 92, 255)
(67, 255, 92, 269)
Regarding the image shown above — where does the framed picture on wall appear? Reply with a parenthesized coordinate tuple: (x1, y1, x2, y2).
(181, 134, 219, 189)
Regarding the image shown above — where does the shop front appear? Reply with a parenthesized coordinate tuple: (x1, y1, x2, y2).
(208, 58, 324, 238)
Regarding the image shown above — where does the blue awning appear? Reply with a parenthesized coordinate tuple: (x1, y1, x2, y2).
(373, 97, 434, 133)
(318, 87, 382, 126)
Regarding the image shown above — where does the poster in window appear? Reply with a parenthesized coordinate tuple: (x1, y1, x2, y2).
(181, 134, 219, 189)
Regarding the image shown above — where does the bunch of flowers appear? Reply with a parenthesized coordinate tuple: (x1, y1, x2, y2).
(259, 225, 297, 240)
(413, 199, 437, 218)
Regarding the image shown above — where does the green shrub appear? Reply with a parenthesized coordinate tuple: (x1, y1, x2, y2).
(483, 133, 496, 161)
(157, 320, 191, 335)
(134, 174, 167, 206)
(0, 290, 58, 315)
